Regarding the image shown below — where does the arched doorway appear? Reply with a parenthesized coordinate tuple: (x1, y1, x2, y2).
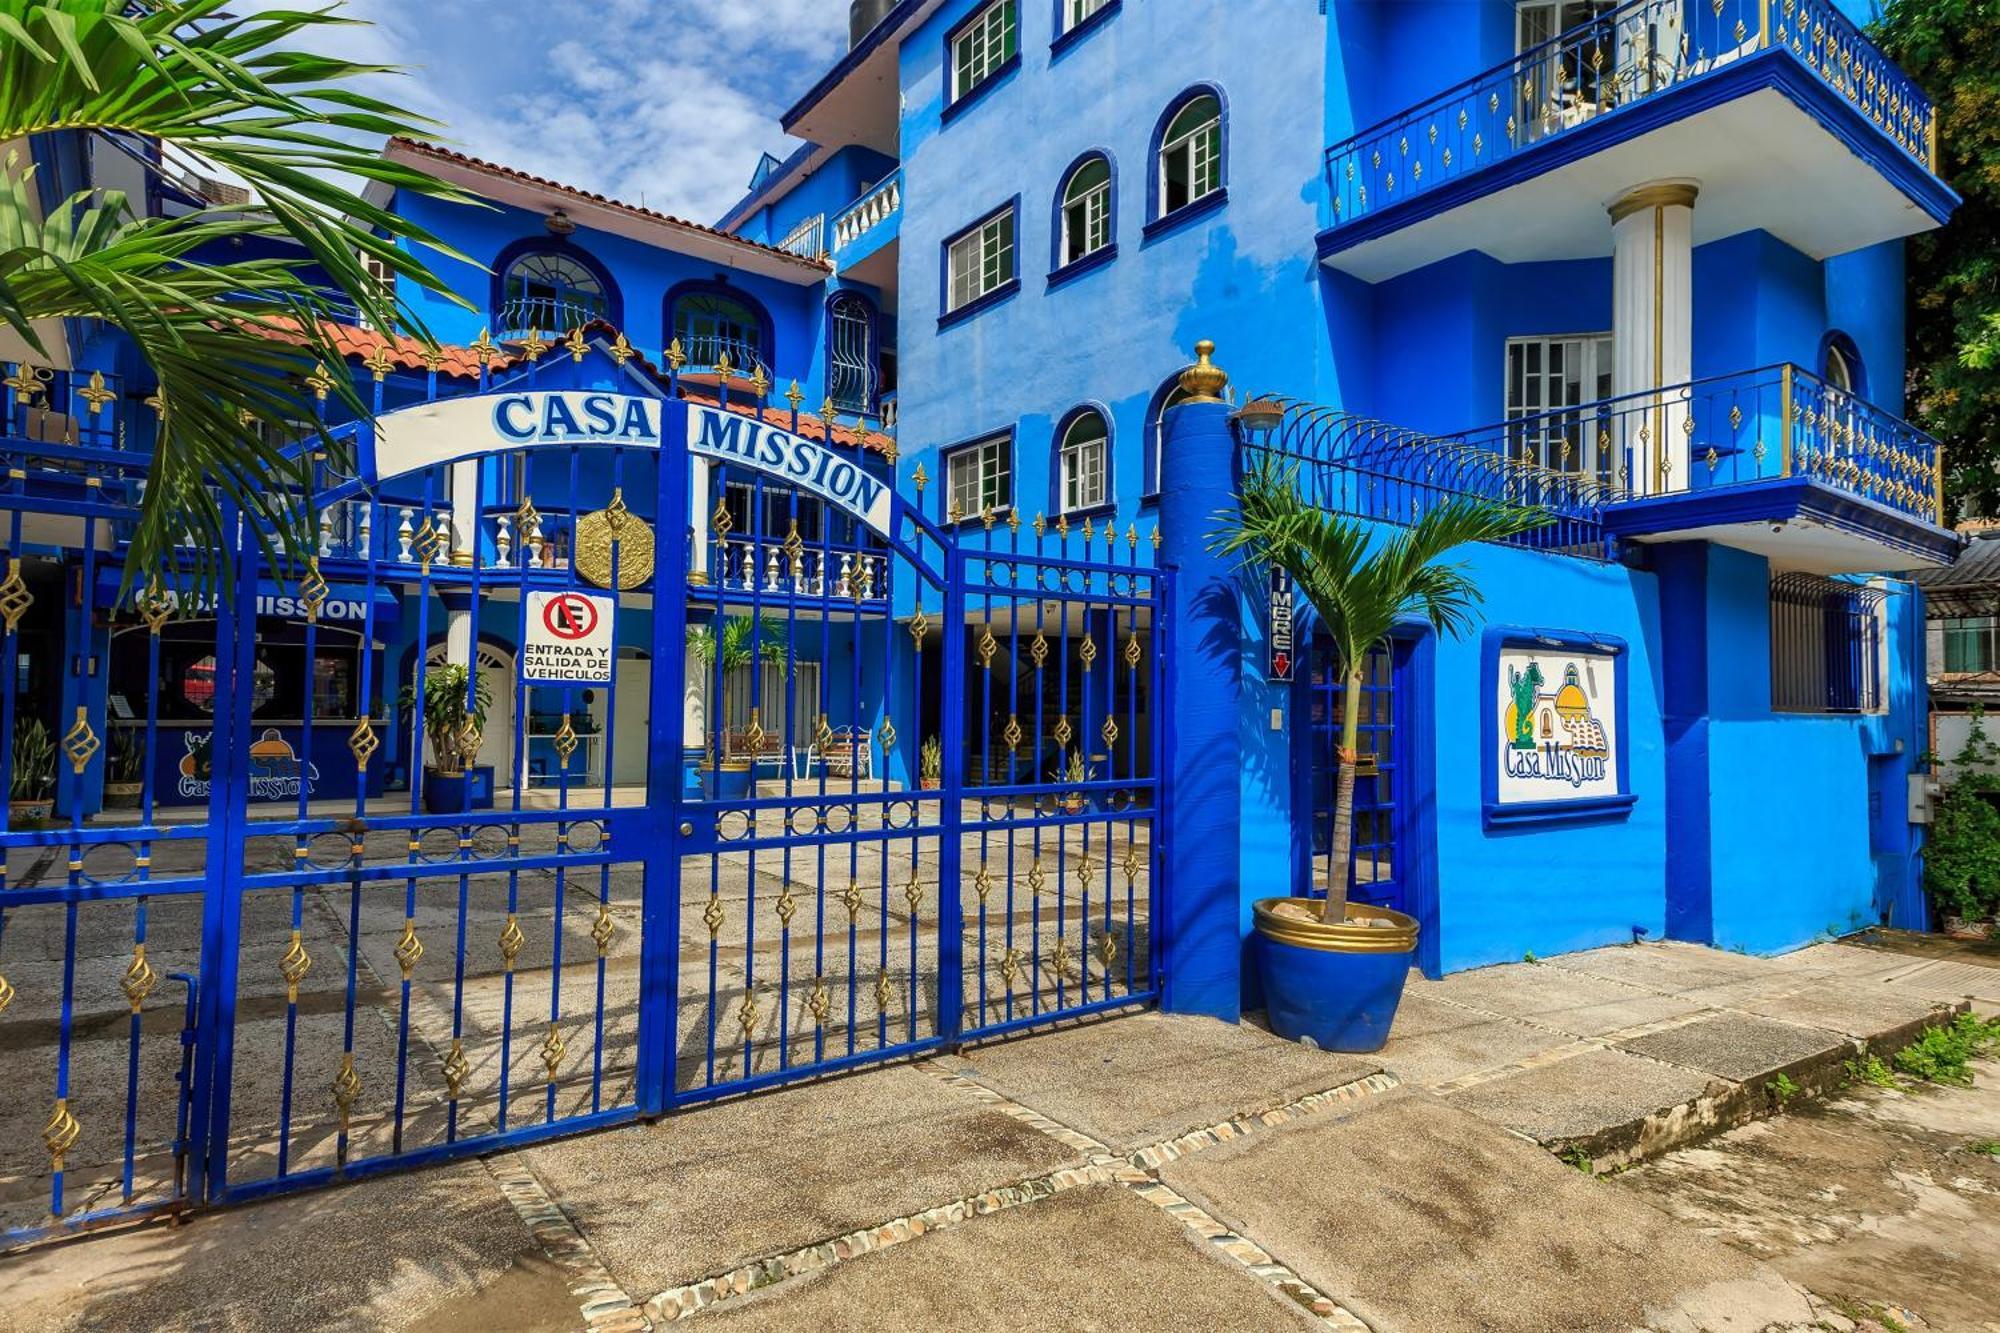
(424, 639, 516, 792)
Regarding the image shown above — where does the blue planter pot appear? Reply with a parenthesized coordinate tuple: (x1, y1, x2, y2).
(706, 761, 754, 801)
(1254, 898, 1419, 1053)
(422, 769, 469, 814)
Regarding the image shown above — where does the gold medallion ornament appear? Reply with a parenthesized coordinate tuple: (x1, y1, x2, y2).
(572, 497, 655, 590)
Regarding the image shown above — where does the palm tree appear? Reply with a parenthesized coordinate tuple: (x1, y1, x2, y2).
(1212, 459, 1551, 924)
(687, 617, 787, 756)
(0, 0, 477, 591)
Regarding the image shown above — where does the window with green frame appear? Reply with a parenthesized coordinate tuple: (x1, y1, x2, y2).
(951, 0, 1017, 103)
(1944, 616, 2000, 673)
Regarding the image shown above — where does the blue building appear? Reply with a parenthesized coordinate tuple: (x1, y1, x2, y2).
(718, 0, 1958, 980)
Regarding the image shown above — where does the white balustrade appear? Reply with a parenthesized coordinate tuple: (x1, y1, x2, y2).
(834, 174, 902, 250)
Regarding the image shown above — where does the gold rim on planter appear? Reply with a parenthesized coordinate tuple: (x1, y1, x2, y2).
(1253, 898, 1419, 954)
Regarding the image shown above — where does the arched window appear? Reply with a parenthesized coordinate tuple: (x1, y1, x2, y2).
(1155, 91, 1223, 219)
(497, 248, 612, 338)
(827, 291, 877, 414)
(1822, 332, 1863, 398)
(1057, 407, 1109, 513)
(668, 284, 772, 376)
(1145, 372, 1194, 495)
(1057, 154, 1113, 269)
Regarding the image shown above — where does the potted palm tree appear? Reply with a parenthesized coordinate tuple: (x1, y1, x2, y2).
(1212, 459, 1548, 1051)
(1062, 749, 1089, 814)
(687, 617, 785, 800)
(400, 663, 492, 814)
(9, 715, 56, 826)
(919, 735, 944, 791)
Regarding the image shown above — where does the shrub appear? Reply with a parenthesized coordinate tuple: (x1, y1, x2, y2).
(1924, 709, 2000, 923)
(1892, 1013, 2000, 1086)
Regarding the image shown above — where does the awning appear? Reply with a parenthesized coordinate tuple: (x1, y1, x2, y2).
(94, 570, 403, 633)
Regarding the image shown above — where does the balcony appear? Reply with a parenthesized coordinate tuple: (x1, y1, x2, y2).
(1447, 364, 1957, 573)
(494, 296, 606, 341)
(832, 170, 901, 282)
(1319, 0, 1955, 282)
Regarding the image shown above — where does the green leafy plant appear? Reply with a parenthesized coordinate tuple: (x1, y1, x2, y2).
(920, 734, 943, 785)
(1211, 460, 1549, 923)
(686, 618, 784, 758)
(9, 714, 54, 802)
(1968, 1139, 2000, 1156)
(1921, 707, 2000, 925)
(1557, 1146, 1595, 1174)
(398, 663, 491, 777)
(1892, 1013, 2000, 1086)
(0, 0, 479, 595)
(1522, 951, 1538, 964)
(1765, 1072, 1801, 1108)
(1846, 1053, 1900, 1088)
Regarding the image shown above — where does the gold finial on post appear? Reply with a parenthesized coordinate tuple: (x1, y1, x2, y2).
(1177, 339, 1228, 404)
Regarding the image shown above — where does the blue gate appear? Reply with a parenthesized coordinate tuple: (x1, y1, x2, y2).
(0, 335, 1165, 1243)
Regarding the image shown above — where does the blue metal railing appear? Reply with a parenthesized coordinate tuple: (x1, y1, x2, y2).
(1324, 0, 1937, 227)
(1446, 362, 1943, 525)
(1248, 398, 1614, 559)
(493, 297, 607, 340)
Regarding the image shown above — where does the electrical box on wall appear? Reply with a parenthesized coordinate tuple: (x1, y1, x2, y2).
(1907, 772, 1936, 825)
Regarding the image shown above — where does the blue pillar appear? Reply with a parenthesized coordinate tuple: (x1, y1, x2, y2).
(1156, 342, 1294, 1020)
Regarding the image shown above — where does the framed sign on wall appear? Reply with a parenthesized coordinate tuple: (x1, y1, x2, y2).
(1481, 628, 1635, 827)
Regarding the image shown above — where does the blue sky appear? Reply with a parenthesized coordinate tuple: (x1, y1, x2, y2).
(335, 0, 850, 225)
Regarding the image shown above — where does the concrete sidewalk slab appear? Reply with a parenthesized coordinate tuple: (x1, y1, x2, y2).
(1725, 986, 1950, 1042)
(1615, 1013, 1850, 1085)
(519, 1061, 1081, 1299)
(936, 1011, 1380, 1150)
(703, 1183, 1321, 1332)
(1546, 942, 1781, 994)
(1409, 960, 1708, 1037)
(1159, 1088, 1819, 1333)
(0, 1158, 561, 1333)
(1376, 1009, 1578, 1088)
(1443, 1047, 1722, 1150)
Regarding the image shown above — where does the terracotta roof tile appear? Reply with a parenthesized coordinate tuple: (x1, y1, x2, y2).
(388, 138, 832, 273)
(251, 317, 893, 456)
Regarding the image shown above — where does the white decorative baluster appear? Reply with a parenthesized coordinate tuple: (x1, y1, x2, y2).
(357, 503, 372, 560)
(397, 507, 414, 562)
(495, 513, 512, 566)
(766, 547, 782, 592)
(318, 509, 334, 558)
(836, 552, 853, 597)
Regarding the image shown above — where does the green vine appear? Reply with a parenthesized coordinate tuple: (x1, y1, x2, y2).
(1924, 706, 2000, 923)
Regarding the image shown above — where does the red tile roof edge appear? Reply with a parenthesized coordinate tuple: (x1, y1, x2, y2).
(251, 316, 891, 455)
(388, 138, 833, 274)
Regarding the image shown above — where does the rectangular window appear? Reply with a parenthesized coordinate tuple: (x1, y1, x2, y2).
(1771, 574, 1884, 714)
(951, 0, 1018, 103)
(1943, 616, 1999, 674)
(1060, 432, 1107, 512)
(1505, 334, 1614, 482)
(946, 206, 1016, 314)
(1062, 0, 1110, 32)
(947, 436, 1012, 517)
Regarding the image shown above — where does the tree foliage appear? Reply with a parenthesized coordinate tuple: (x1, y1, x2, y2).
(0, 0, 477, 592)
(1925, 707, 2000, 922)
(1875, 0, 2000, 515)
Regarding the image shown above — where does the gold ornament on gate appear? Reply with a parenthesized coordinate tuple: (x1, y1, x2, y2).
(573, 489, 655, 590)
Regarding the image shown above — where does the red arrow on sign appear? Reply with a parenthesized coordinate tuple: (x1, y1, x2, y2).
(543, 592, 599, 641)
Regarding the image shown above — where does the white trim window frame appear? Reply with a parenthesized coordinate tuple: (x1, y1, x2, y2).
(1504, 332, 1614, 481)
(1159, 96, 1222, 216)
(1059, 413, 1108, 512)
(1061, 0, 1111, 34)
(947, 436, 1012, 518)
(1060, 158, 1112, 267)
(946, 206, 1016, 314)
(951, 0, 1018, 103)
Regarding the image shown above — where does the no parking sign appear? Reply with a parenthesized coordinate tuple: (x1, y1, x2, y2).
(522, 590, 616, 684)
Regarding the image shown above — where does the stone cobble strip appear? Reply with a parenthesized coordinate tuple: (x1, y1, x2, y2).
(486, 1152, 650, 1333)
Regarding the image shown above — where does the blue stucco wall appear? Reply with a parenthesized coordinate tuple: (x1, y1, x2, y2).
(392, 193, 833, 394)
(729, 144, 900, 254)
(893, 0, 1330, 530)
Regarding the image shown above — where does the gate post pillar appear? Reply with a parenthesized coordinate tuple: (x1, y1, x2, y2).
(1157, 342, 1292, 1021)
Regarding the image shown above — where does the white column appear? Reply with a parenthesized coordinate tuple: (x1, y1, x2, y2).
(689, 458, 712, 585)
(683, 642, 707, 747)
(1609, 182, 1696, 495)
(446, 459, 478, 668)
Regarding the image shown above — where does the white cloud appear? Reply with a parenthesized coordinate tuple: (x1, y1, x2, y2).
(325, 0, 850, 222)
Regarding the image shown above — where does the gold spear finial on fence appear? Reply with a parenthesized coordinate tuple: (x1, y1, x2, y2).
(1177, 339, 1228, 404)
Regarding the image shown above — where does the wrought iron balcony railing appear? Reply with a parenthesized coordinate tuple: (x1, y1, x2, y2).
(834, 170, 902, 251)
(1325, 0, 1937, 227)
(1448, 363, 1943, 525)
(493, 297, 608, 341)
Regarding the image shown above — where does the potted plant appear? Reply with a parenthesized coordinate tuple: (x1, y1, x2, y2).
(1062, 748, 1089, 814)
(9, 715, 56, 825)
(919, 735, 943, 791)
(687, 616, 784, 800)
(103, 729, 145, 810)
(399, 663, 492, 814)
(1212, 460, 1548, 1052)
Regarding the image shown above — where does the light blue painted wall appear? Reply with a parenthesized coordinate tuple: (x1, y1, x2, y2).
(893, 0, 1331, 529)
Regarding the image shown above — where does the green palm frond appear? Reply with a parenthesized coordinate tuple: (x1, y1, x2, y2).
(0, 0, 483, 594)
(1210, 458, 1550, 922)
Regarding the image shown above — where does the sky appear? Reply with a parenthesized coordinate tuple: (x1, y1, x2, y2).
(331, 0, 852, 225)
